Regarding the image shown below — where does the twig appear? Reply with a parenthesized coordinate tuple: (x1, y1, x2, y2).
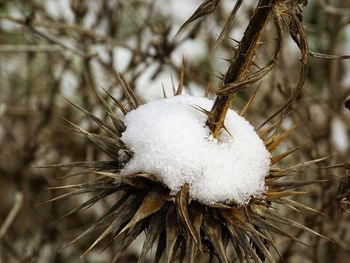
(0, 192, 23, 241)
(214, 0, 243, 48)
(258, 10, 310, 129)
(310, 51, 350, 60)
(27, 26, 91, 58)
(316, 0, 350, 16)
(0, 45, 62, 53)
(0, 15, 144, 56)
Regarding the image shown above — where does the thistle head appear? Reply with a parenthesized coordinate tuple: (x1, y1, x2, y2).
(46, 90, 328, 262)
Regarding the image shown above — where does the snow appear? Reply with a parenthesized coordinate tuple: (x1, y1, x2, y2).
(331, 117, 349, 154)
(120, 95, 271, 204)
(135, 64, 177, 101)
(43, 0, 74, 23)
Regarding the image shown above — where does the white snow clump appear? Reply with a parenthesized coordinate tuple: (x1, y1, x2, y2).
(121, 95, 271, 204)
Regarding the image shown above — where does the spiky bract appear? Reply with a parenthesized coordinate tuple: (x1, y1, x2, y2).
(44, 85, 328, 263)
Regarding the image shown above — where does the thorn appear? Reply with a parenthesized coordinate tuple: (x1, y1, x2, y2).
(176, 0, 220, 36)
(190, 104, 210, 116)
(176, 57, 185, 96)
(204, 83, 211, 98)
(222, 124, 233, 138)
(171, 74, 176, 96)
(161, 83, 167, 98)
(228, 36, 240, 44)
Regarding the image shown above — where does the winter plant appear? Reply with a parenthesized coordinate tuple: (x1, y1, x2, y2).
(41, 0, 342, 262)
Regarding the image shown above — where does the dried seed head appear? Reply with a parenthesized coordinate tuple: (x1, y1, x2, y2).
(120, 95, 271, 204)
(44, 88, 329, 262)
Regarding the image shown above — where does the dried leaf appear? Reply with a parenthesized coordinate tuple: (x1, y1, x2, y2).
(39, 160, 122, 171)
(271, 145, 305, 165)
(268, 180, 330, 191)
(175, 58, 185, 96)
(93, 171, 152, 189)
(112, 220, 147, 262)
(235, 228, 264, 263)
(266, 126, 297, 151)
(64, 119, 125, 160)
(176, 184, 201, 246)
(78, 194, 142, 256)
(58, 190, 115, 220)
(189, 203, 203, 251)
(165, 206, 180, 263)
(155, 230, 166, 263)
(182, 236, 197, 263)
(203, 215, 228, 263)
(176, 0, 220, 35)
(138, 211, 165, 263)
(118, 187, 167, 235)
(272, 198, 323, 215)
(112, 67, 140, 109)
(215, 0, 243, 47)
(65, 98, 117, 139)
(266, 190, 309, 200)
(249, 233, 275, 263)
(256, 207, 331, 242)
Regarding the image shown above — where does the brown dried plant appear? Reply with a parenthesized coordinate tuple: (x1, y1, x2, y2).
(1, 0, 350, 262)
(39, 1, 340, 262)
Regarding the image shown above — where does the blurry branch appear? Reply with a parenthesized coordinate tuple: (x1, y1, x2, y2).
(0, 192, 23, 241)
(0, 15, 133, 91)
(316, 0, 350, 16)
(0, 13, 206, 89)
(1, 105, 36, 116)
(0, 15, 146, 115)
(26, 24, 92, 58)
(0, 15, 143, 55)
(0, 14, 90, 57)
(0, 13, 211, 91)
(310, 51, 350, 60)
(322, 162, 350, 170)
(31, 21, 144, 54)
(0, 45, 62, 53)
(302, 90, 350, 105)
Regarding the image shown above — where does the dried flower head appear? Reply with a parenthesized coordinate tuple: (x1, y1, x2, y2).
(43, 84, 329, 263)
(42, 1, 333, 262)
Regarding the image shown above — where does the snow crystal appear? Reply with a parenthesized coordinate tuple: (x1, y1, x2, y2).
(120, 95, 271, 204)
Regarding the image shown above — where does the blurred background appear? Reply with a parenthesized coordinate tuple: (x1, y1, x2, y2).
(0, 0, 349, 262)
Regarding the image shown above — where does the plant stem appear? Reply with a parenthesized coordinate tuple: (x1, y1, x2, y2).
(207, 0, 276, 138)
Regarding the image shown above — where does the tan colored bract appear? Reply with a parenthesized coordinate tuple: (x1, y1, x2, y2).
(45, 1, 332, 262)
(45, 86, 329, 262)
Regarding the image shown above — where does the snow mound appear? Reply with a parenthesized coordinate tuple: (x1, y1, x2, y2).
(121, 95, 271, 204)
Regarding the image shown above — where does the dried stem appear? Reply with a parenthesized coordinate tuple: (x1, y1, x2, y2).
(207, 0, 276, 138)
(0, 192, 23, 241)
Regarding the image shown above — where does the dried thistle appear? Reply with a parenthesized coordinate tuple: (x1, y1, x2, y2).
(43, 85, 330, 262)
(42, 1, 334, 262)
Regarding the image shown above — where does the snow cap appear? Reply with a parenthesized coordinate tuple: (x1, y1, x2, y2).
(121, 95, 271, 204)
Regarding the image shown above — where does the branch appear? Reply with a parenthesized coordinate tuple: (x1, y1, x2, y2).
(207, 0, 277, 138)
